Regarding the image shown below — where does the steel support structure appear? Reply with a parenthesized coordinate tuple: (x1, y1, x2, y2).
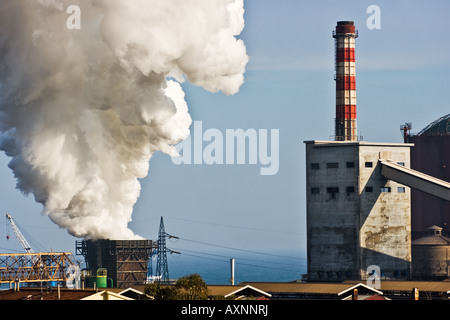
(75, 239, 156, 288)
(0, 252, 75, 284)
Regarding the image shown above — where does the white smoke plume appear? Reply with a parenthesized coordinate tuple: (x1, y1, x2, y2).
(0, 0, 248, 239)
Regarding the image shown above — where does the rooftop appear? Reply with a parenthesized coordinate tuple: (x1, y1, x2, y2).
(412, 225, 450, 246)
(418, 113, 450, 136)
(304, 140, 413, 147)
(0, 288, 97, 300)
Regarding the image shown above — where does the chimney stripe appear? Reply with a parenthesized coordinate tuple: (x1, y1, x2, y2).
(333, 21, 358, 141)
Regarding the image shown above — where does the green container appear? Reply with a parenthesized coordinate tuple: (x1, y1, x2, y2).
(96, 268, 108, 288)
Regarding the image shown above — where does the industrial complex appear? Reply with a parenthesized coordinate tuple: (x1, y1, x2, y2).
(304, 21, 450, 284)
(0, 21, 450, 300)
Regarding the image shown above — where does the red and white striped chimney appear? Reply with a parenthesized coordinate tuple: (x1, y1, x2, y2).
(333, 21, 358, 141)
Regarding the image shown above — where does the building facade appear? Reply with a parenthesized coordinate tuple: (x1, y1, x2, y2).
(305, 140, 413, 281)
(408, 114, 450, 237)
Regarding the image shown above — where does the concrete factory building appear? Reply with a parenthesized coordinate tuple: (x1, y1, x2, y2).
(304, 21, 450, 282)
(305, 140, 413, 281)
(304, 21, 413, 281)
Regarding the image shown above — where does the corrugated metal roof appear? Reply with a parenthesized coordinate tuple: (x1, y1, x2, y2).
(239, 280, 450, 294)
(238, 282, 366, 294)
(0, 288, 97, 300)
(207, 285, 245, 296)
(344, 280, 450, 292)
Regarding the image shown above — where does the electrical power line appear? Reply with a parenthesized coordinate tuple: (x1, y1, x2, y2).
(177, 236, 301, 261)
(175, 251, 296, 273)
(4, 214, 48, 253)
(165, 216, 304, 235)
(169, 246, 302, 272)
(171, 246, 303, 266)
(0, 246, 27, 253)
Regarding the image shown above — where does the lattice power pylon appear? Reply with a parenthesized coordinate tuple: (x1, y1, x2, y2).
(155, 217, 170, 284)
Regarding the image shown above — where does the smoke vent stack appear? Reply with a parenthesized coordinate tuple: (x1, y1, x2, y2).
(333, 21, 358, 141)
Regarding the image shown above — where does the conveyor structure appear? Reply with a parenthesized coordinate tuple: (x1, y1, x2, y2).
(380, 160, 450, 201)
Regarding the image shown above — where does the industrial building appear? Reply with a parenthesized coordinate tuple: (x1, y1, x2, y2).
(304, 21, 450, 282)
(404, 115, 450, 280)
(305, 140, 413, 281)
(75, 239, 156, 289)
(2, 19, 450, 295)
(408, 115, 450, 236)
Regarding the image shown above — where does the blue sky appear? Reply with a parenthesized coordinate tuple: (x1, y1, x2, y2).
(0, 1, 449, 272)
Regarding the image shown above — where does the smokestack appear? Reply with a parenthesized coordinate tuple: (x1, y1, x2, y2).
(333, 21, 358, 141)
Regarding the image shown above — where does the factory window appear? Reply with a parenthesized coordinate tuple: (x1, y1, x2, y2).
(346, 186, 355, 194)
(327, 162, 339, 169)
(311, 163, 320, 170)
(365, 186, 373, 192)
(346, 161, 355, 168)
(327, 187, 339, 198)
(379, 187, 391, 193)
(397, 162, 405, 166)
(397, 187, 406, 193)
(311, 187, 320, 195)
(365, 162, 373, 168)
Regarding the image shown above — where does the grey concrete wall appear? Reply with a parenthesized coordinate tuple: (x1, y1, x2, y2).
(305, 141, 412, 281)
(358, 145, 411, 280)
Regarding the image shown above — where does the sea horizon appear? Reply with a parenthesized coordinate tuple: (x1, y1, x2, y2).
(166, 249, 307, 285)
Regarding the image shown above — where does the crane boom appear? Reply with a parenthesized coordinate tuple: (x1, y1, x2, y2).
(6, 213, 34, 253)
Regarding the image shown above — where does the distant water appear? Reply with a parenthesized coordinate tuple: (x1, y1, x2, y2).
(166, 250, 307, 285)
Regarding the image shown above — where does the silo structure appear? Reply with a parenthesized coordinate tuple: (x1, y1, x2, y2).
(412, 225, 450, 280)
(333, 21, 358, 141)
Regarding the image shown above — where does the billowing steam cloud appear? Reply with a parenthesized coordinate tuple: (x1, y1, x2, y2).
(0, 0, 248, 239)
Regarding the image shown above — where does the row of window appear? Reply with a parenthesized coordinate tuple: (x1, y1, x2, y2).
(315, 269, 409, 279)
(311, 186, 406, 195)
(311, 161, 405, 170)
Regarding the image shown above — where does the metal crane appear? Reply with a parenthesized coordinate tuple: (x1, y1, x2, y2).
(6, 213, 34, 253)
